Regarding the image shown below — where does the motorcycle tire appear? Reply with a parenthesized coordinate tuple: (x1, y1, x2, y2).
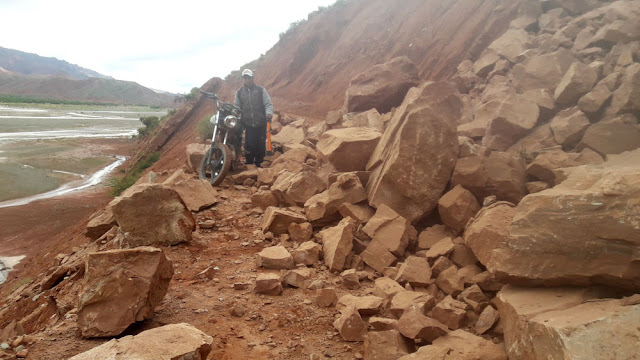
(199, 143, 232, 186)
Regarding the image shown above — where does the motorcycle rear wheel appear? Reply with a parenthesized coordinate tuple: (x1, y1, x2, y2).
(199, 143, 232, 186)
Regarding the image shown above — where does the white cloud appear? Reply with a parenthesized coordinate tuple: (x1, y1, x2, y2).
(0, 0, 336, 93)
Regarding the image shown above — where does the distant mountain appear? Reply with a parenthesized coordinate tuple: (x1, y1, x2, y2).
(0, 46, 176, 107)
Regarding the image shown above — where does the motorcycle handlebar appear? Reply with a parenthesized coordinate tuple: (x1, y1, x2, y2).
(199, 89, 242, 113)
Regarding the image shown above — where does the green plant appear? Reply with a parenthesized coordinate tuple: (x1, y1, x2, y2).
(197, 115, 214, 141)
(9, 277, 33, 294)
(184, 87, 200, 101)
(108, 151, 162, 196)
(137, 116, 160, 138)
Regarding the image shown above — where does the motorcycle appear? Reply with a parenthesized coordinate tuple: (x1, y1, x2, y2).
(198, 90, 242, 186)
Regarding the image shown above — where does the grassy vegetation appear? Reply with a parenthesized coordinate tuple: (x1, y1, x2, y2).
(108, 151, 161, 196)
(0, 94, 122, 106)
(197, 115, 214, 141)
(8, 277, 33, 294)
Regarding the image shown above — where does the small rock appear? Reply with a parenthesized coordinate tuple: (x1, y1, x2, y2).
(230, 305, 246, 317)
(333, 306, 367, 342)
(316, 288, 338, 308)
(475, 305, 500, 334)
(198, 219, 216, 229)
(254, 273, 283, 295)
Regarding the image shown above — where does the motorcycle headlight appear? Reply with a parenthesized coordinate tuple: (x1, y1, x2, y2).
(224, 115, 239, 128)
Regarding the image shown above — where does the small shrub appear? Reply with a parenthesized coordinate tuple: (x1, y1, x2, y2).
(197, 115, 214, 141)
(108, 151, 162, 196)
(137, 116, 160, 139)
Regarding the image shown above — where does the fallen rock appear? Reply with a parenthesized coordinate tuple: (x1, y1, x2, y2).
(319, 217, 356, 272)
(475, 305, 499, 334)
(69, 323, 213, 360)
(271, 120, 307, 146)
(549, 108, 591, 149)
(345, 56, 419, 114)
(338, 203, 375, 224)
(495, 285, 634, 359)
(262, 207, 307, 235)
(291, 241, 322, 266)
(431, 256, 456, 278)
(458, 284, 489, 313)
(579, 115, 640, 155)
(364, 330, 414, 360)
(512, 49, 575, 92)
(424, 237, 455, 260)
(110, 184, 195, 247)
(316, 288, 338, 308)
(337, 295, 384, 316)
(398, 329, 507, 360)
(316, 128, 382, 172)
(250, 189, 279, 209)
(186, 143, 207, 173)
(282, 267, 313, 288)
(344, 108, 384, 131)
(395, 256, 432, 287)
(397, 305, 449, 342)
(554, 62, 598, 105)
(451, 151, 526, 204)
(525, 150, 582, 185)
(366, 82, 461, 222)
(304, 173, 367, 222)
(482, 94, 540, 151)
(288, 222, 313, 243)
(257, 245, 294, 270)
(437, 185, 480, 234)
(450, 242, 478, 268)
(390, 291, 436, 318)
(487, 29, 530, 62)
(432, 296, 468, 330)
(360, 239, 398, 273)
(254, 273, 283, 295)
(85, 208, 116, 240)
(435, 266, 465, 297)
(271, 171, 326, 206)
(334, 305, 367, 342)
(162, 170, 218, 211)
(608, 62, 640, 115)
(373, 277, 405, 300)
(77, 247, 173, 338)
(417, 225, 454, 251)
(363, 204, 417, 257)
(369, 317, 398, 331)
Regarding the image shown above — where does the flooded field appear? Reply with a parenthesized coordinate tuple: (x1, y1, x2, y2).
(0, 103, 167, 203)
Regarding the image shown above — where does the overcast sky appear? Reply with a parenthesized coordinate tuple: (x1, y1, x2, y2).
(0, 0, 336, 94)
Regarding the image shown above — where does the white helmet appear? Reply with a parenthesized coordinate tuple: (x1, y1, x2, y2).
(242, 69, 253, 77)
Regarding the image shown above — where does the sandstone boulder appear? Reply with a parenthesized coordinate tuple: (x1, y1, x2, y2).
(608, 63, 640, 114)
(344, 108, 384, 131)
(390, 291, 436, 318)
(77, 247, 173, 337)
(345, 56, 419, 114)
(316, 127, 382, 172)
(271, 120, 307, 146)
(288, 222, 313, 243)
(319, 217, 356, 272)
(451, 151, 526, 204)
(69, 323, 213, 360)
(338, 203, 375, 224)
(487, 29, 530, 62)
(398, 330, 507, 360)
(186, 143, 206, 173)
(554, 62, 598, 105)
(549, 108, 590, 149)
(364, 330, 414, 359)
(579, 115, 640, 155)
(291, 241, 322, 266)
(397, 305, 448, 342)
(163, 173, 218, 212)
(438, 185, 480, 234)
(525, 150, 582, 185)
(254, 273, 283, 295)
(482, 94, 540, 151)
(85, 207, 116, 240)
(432, 296, 468, 330)
(110, 184, 195, 247)
(304, 173, 367, 222)
(476, 305, 500, 334)
(395, 256, 432, 287)
(366, 82, 461, 222)
(262, 207, 307, 235)
(578, 78, 613, 114)
(334, 305, 367, 342)
(250, 189, 278, 209)
(337, 295, 384, 316)
(363, 204, 417, 257)
(271, 170, 326, 206)
(512, 49, 575, 92)
(257, 245, 295, 269)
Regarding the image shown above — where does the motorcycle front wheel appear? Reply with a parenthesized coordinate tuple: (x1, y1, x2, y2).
(199, 143, 232, 186)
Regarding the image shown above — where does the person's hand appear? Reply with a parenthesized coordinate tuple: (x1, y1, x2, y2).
(266, 114, 273, 123)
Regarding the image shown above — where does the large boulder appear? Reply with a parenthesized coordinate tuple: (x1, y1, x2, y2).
(511, 49, 575, 92)
(398, 330, 507, 360)
(271, 119, 307, 147)
(85, 207, 116, 240)
(77, 247, 173, 338)
(270, 170, 326, 206)
(367, 82, 461, 222)
(162, 170, 218, 211)
(451, 151, 527, 204)
(553, 62, 598, 105)
(438, 185, 480, 234)
(319, 217, 356, 272)
(69, 323, 213, 360)
(467, 151, 640, 289)
(482, 94, 540, 151)
(316, 128, 382, 172)
(579, 114, 640, 155)
(495, 286, 638, 360)
(345, 56, 420, 114)
(304, 173, 367, 222)
(548, 108, 590, 149)
(362, 204, 417, 258)
(110, 184, 195, 247)
(608, 63, 640, 115)
(487, 29, 530, 62)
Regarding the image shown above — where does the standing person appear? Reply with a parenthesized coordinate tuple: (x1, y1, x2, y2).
(234, 69, 273, 167)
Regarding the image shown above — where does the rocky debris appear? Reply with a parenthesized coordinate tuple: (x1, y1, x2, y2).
(185, 143, 207, 173)
(389, 291, 435, 318)
(290, 241, 322, 266)
(316, 288, 338, 308)
(487, 29, 530, 63)
(511, 49, 575, 92)
(423, 237, 455, 261)
(257, 245, 295, 269)
(362, 204, 417, 262)
(609, 62, 640, 115)
(271, 119, 307, 147)
(345, 56, 419, 114)
(250, 189, 279, 210)
(110, 184, 195, 247)
(316, 127, 382, 172)
(337, 295, 384, 316)
(432, 296, 468, 330)
(288, 222, 313, 243)
(344, 108, 385, 131)
(162, 172, 218, 212)
(475, 305, 500, 335)
(282, 267, 313, 288)
(261, 207, 307, 235)
(417, 224, 454, 251)
(77, 247, 173, 338)
(554, 61, 598, 105)
(304, 173, 367, 223)
(495, 285, 638, 359)
(271, 170, 327, 206)
(452, 150, 526, 204)
(482, 94, 540, 151)
(525, 149, 583, 185)
(435, 266, 466, 297)
(548, 108, 591, 149)
(458, 284, 488, 313)
(257, 159, 308, 187)
(364, 330, 414, 360)
(254, 273, 283, 295)
(367, 82, 461, 222)
(397, 305, 448, 343)
(341, 269, 361, 290)
(437, 185, 480, 234)
(318, 217, 356, 272)
(398, 330, 507, 360)
(338, 203, 375, 224)
(579, 114, 640, 155)
(373, 277, 405, 301)
(333, 305, 367, 342)
(69, 323, 213, 360)
(395, 256, 432, 287)
(360, 239, 398, 273)
(85, 208, 116, 240)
